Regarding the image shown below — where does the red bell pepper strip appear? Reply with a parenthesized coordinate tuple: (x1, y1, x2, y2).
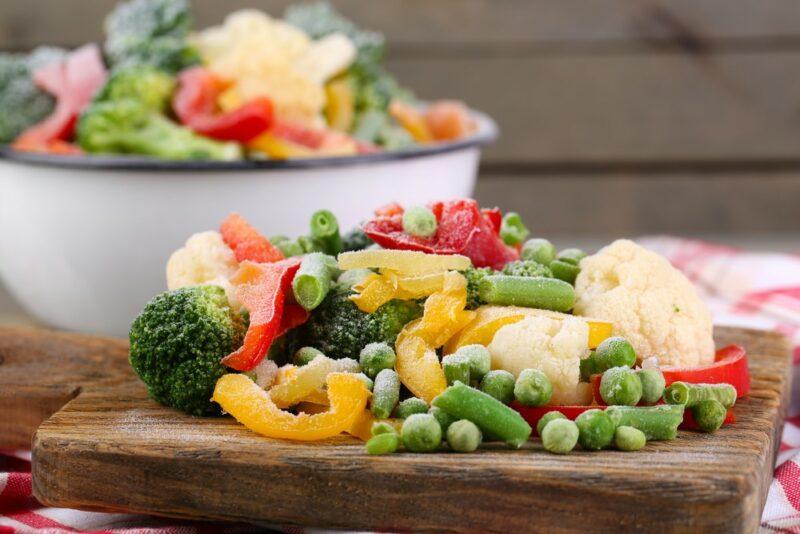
(173, 67, 273, 143)
(220, 213, 284, 264)
(590, 345, 750, 405)
(13, 44, 107, 149)
(279, 304, 309, 336)
(481, 207, 502, 235)
(374, 202, 404, 218)
(662, 344, 750, 397)
(364, 199, 519, 269)
(221, 258, 302, 371)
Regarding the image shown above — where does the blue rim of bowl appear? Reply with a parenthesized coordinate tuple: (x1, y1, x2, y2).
(0, 109, 497, 172)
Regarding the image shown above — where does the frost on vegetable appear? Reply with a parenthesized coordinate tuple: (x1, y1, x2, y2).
(166, 231, 241, 308)
(574, 239, 715, 368)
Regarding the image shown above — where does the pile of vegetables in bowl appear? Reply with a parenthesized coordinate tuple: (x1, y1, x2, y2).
(128, 197, 751, 455)
(0, 0, 477, 161)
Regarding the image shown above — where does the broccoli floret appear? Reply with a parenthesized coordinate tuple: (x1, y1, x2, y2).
(129, 285, 246, 416)
(104, 0, 201, 73)
(342, 227, 374, 252)
(0, 47, 66, 143)
(77, 98, 241, 160)
(95, 64, 176, 112)
(292, 285, 422, 360)
(463, 267, 494, 310)
(502, 260, 553, 278)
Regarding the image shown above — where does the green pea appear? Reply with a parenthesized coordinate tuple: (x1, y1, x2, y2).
(393, 397, 429, 419)
(371, 421, 397, 436)
(454, 344, 492, 380)
(429, 406, 458, 434)
(500, 212, 529, 246)
(599, 367, 643, 406)
(557, 248, 587, 265)
(359, 342, 396, 379)
(446, 419, 483, 452)
(636, 368, 666, 404)
(536, 411, 567, 436)
(541, 419, 579, 454)
(442, 354, 471, 386)
(293, 346, 324, 366)
(402, 206, 438, 238)
(691, 399, 727, 432)
(575, 409, 615, 450)
(594, 336, 637, 371)
(513, 368, 553, 406)
(479, 370, 516, 404)
(401, 413, 442, 452)
(521, 238, 556, 265)
(614, 425, 646, 451)
(549, 260, 580, 285)
(366, 432, 399, 455)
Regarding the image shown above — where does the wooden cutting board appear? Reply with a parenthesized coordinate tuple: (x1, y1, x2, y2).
(0, 325, 792, 532)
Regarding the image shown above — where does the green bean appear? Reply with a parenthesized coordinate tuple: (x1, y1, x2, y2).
(432, 381, 532, 448)
(447, 419, 483, 452)
(371, 369, 400, 419)
(521, 238, 556, 265)
(270, 235, 289, 245)
(442, 354, 471, 386)
(393, 397, 429, 419)
(614, 426, 646, 451)
(599, 367, 643, 406)
(514, 368, 553, 406)
(337, 268, 374, 289)
(663, 382, 737, 409)
(556, 248, 587, 265)
(309, 209, 343, 255)
(636, 368, 666, 404)
(429, 406, 458, 434)
(477, 275, 576, 312)
(691, 399, 727, 432)
(594, 336, 637, 372)
(401, 413, 442, 452)
(479, 370, 516, 404)
(536, 411, 567, 436)
(271, 235, 305, 257)
(292, 253, 338, 310)
(371, 421, 397, 436)
(359, 342, 396, 379)
(605, 405, 684, 441)
(366, 432, 399, 455)
(500, 212, 529, 246)
(293, 346, 324, 366)
(454, 344, 492, 380)
(541, 419, 579, 454)
(402, 206, 438, 238)
(549, 260, 580, 285)
(575, 409, 615, 450)
(580, 352, 598, 382)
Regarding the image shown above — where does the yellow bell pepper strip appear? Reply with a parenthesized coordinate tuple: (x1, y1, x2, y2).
(249, 133, 318, 159)
(325, 77, 355, 131)
(389, 99, 433, 143)
(297, 404, 401, 442)
(395, 272, 475, 403)
(338, 249, 471, 276)
(213, 373, 369, 441)
(350, 270, 448, 314)
(269, 356, 337, 409)
(443, 305, 614, 354)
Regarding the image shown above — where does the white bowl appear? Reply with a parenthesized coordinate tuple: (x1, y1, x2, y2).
(0, 112, 496, 337)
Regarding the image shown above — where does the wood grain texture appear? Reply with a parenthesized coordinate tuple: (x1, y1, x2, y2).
(0, 326, 129, 448)
(23, 326, 791, 533)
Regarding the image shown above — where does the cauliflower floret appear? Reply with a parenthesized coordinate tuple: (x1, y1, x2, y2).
(166, 231, 240, 308)
(574, 239, 714, 367)
(488, 315, 592, 405)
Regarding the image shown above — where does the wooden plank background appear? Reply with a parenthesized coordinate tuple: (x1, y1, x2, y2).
(1, 0, 798, 239)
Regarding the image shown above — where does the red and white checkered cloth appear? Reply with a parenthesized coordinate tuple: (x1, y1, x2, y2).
(1, 236, 799, 533)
